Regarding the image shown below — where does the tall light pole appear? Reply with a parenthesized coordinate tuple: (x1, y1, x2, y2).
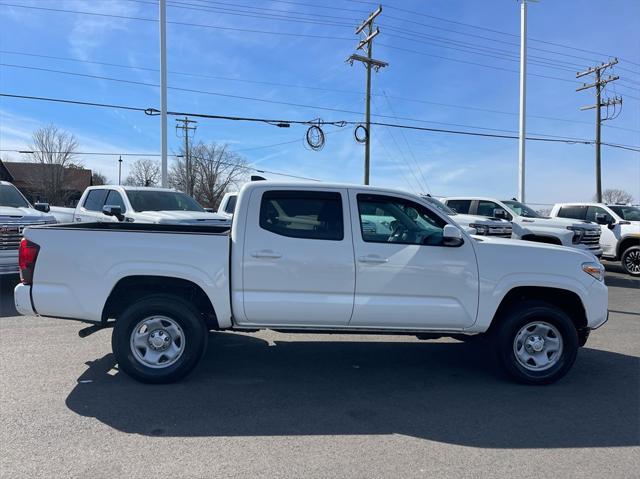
(118, 156, 123, 185)
(160, 0, 168, 187)
(518, 0, 529, 203)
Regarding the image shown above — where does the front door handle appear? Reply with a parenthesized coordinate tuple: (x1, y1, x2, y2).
(251, 250, 282, 259)
(358, 255, 389, 264)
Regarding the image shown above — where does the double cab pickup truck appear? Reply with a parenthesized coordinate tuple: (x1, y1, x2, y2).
(15, 182, 608, 385)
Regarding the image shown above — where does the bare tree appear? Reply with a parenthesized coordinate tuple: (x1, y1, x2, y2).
(170, 142, 247, 208)
(598, 188, 634, 204)
(125, 159, 160, 187)
(91, 171, 108, 186)
(28, 124, 80, 205)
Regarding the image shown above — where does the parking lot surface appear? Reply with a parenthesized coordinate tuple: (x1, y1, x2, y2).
(1, 263, 638, 478)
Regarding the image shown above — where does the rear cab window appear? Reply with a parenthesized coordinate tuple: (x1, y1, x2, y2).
(259, 190, 344, 241)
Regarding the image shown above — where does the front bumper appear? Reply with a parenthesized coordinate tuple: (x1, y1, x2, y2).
(0, 250, 19, 275)
(14, 283, 36, 316)
(584, 279, 608, 329)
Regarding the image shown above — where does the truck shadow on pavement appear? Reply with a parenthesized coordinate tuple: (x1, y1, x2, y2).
(65, 332, 640, 448)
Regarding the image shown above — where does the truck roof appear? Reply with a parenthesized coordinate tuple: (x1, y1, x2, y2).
(239, 181, 429, 198)
(86, 185, 179, 192)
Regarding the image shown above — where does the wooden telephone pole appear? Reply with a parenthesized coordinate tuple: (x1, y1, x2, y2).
(576, 58, 622, 203)
(347, 5, 388, 185)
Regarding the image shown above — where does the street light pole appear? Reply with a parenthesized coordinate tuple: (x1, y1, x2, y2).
(160, 0, 168, 187)
(518, 0, 528, 203)
(118, 156, 123, 185)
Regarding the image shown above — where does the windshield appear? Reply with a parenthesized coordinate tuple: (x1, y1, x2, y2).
(609, 206, 640, 221)
(502, 200, 540, 218)
(0, 184, 30, 208)
(422, 196, 457, 215)
(126, 190, 204, 212)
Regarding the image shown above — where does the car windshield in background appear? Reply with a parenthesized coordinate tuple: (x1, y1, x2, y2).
(503, 200, 540, 218)
(126, 190, 204, 212)
(423, 196, 457, 216)
(610, 206, 640, 221)
(0, 185, 30, 208)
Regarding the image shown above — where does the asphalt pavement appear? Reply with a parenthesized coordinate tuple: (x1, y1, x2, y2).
(0, 263, 638, 478)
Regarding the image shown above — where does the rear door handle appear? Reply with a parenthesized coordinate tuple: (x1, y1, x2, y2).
(251, 250, 282, 259)
(358, 255, 389, 264)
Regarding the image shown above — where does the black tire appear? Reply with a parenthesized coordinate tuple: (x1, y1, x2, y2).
(494, 300, 578, 385)
(621, 245, 640, 276)
(112, 294, 207, 384)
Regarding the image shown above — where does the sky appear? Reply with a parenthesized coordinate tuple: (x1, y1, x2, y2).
(1, 0, 639, 206)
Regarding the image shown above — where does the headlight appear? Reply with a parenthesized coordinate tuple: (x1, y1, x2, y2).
(567, 226, 585, 244)
(469, 223, 488, 235)
(582, 262, 605, 281)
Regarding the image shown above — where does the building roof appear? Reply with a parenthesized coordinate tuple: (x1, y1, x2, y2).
(2, 161, 92, 190)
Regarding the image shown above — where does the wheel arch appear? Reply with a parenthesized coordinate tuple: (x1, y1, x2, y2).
(487, 286, 588, 336)
(102, 275, 219, 330)
(617, 236, 640, 259)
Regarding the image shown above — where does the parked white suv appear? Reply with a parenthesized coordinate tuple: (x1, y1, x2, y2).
(550, 203, 640, 276)
(0, 181, 56, 274)
(442, 197, 603, 257)
(421, 195, 512, 238)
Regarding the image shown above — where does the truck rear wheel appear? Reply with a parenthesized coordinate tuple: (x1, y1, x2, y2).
(112, 295, 207, 383)
(494, 301, 578, 385)
(621, 246, 640, 276)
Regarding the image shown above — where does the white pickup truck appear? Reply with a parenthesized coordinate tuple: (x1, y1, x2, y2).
(15, 182, 608, 385)
(550, 203, 640, 276)
(443, 197, 603, 257)
(1, 181, 56, 275)
(49, 185, 230, 226)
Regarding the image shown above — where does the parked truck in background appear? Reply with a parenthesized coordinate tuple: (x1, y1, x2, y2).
(1, 181, 56, 275)
(550, 203, 640, 276)
(442, 196, 603, 257)
(421, 195, 512, 238)
(49, 185, 231, 227)
(16, 182, 608, 385)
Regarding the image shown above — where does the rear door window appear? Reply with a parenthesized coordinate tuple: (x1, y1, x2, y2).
(445, 199, 471, 214)
(259, 190, 344, 241)
(83, 189, 108, 211)
(477, 200, 503, 217)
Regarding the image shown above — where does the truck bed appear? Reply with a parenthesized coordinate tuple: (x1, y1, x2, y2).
(23, 222, 232, 324)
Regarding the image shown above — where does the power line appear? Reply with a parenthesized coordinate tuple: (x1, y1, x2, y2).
(3, 92, 639, 152)
(7, 49, 638, 133)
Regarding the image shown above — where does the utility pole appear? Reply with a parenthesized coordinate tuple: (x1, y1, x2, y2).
(517, 0, 531, 203)
(118, 156, 123, 185)
(175, 117, 197, 196)
(159, 0, 168, 187)
(347, 5, 387, 185)
(576, 58, 622, 203)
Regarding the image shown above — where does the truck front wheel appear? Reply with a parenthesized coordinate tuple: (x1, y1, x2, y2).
(494, 301, 578, 385)
(621, 246, 640, 276)
(112, 295, 207, 383)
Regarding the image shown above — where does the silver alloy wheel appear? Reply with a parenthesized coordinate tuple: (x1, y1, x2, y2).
(624, 249, 640, 274)
(130, 316, 185, 369)
(513, 321, 564, 372)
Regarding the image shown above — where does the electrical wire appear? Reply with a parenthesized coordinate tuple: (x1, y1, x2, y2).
(2, 92, 639, 152)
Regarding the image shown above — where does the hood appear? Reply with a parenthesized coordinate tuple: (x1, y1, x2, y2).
(474, 236, 600, 277)
(519, 215, 599, 230)
(0, 206, 56, 224)
(133, 210, 231, 225)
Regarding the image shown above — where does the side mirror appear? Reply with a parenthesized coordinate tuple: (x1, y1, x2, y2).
(493, 208, 508, 220)
(204, 207, 215, 213)
(34, 202, 50, 213)
(103, 205, 124, 221)
(594, 213, 609, 225)
(442, 224, 464, 247)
